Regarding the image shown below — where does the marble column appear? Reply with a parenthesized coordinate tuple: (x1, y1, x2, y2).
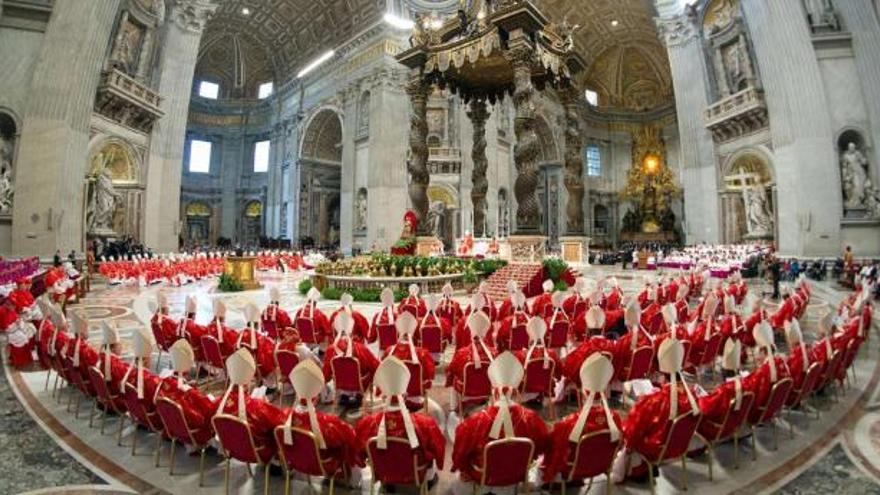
(406, 75, 430, 235)
(836, 1, 880, 186)
(143, 0, 217, 253)
(507, 34, 541, 234)
(657, 13, 720, 244)
(317, 193, 329, 246)
(339, 87, 358, 255)
(561, 87, 585, 235)
(11, 0, 121, 256)
(468, 99, 489, 237)
(741, 0, 839, 255)
(219, 132, 242, 240)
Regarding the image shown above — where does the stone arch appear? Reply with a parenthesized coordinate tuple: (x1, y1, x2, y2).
(835, 127, 871, 152)
(300, 107, 343, 163)
(593, 203, 610, 234)
(534, 115, 559, 164)
(719, 148, 776, 244)
(241, 199, 263, 246)
(184, 201, 213, 246)
(86, 136, 142, 184)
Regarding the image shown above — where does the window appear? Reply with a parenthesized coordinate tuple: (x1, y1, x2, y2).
(586, 145, 602, 177)
(585, 89, 599, 106)
(253, 140, 271, 173)
(189, 140, 212, 173)
(258, 82, 273, 99)
(198, 81, 219, 99)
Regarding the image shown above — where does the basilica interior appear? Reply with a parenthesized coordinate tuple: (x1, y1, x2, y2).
(1, 1, 880, 494)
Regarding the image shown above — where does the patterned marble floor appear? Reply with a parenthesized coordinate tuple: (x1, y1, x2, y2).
(3, 265, 880, 494)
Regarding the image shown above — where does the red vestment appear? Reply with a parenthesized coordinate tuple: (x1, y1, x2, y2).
(543, 405, 622, 483)
(354, 408, 446, 473)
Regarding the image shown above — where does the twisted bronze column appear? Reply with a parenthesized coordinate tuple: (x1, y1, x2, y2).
(507, 43, 541, 234)
(406, 75, 431, 235)
(561, 87, 585, 235)
(468, 99, 489, 237)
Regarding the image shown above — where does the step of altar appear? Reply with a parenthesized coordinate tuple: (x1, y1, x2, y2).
(482, 263, 545, 300)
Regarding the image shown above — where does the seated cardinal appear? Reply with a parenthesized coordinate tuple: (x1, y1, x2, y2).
(452, 352, 549, 482)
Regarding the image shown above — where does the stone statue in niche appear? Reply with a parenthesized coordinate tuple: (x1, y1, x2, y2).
(109, 18, 144, 75)
(841, 142, 869, 209)
(804, 0, 840, 32)
(0, 134, 13, 214)
(427, 200, 446, 238)
(87, 168, 123, 235)
(742, 185, 774, 238)
(355, 190, 367, 231)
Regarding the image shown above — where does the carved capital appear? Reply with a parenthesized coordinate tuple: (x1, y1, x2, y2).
(169, 0, 218, 33)
(656, 14, 698, 47)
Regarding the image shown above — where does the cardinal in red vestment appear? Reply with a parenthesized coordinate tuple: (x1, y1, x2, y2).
(354, 357, 446, 477)
(496, 291, 531, 351)
(531, 279, 556, 318)
(261, 287, 293, 339)
(564, 306, 617, 388)
(543, 353, 621, 483)
(398, 284, 427, 318)
(323, 311, 380, 395)
(294, 287, 331, 345)
(150, 292, 178, 352)
(383, 312, 435, 398)
(446, 310, 497, 388)
(330, 293, 371, 342)
(452, 352, 549, 482)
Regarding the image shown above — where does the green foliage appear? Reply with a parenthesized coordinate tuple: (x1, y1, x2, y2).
(554, 280, 569, 292)
(543, 258, 569, 282)
(217, 273, 243, 293)
(392, 237, 417, 249)
(461, 268, 478, 284)
(298, 279, 313, 295)
(321, 286, 407, 303)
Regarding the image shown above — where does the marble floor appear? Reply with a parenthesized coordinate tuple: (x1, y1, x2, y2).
(3, 265, 880, 495)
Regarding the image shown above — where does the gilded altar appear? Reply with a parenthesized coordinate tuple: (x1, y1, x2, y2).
(224, 257, 261, 290)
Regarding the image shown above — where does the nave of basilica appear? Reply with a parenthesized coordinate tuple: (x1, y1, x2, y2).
(0, 0, 880, 494)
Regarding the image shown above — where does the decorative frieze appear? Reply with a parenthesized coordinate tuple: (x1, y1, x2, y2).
(94, 69, 164, 133)
(704, 87, 769, 143)
(169, 0, 217, 33)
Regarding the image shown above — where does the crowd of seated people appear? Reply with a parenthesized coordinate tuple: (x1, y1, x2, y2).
(1, 263, 874, 493)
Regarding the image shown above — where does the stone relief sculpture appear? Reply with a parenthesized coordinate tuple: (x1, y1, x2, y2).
(742, 185, 774, 237)
(804, 0, 840, 32)
(427, 200, 446, 238)
(0, 134, 13, 214)
(109, 18, 144, 75)
(87, 169, 123, 235)
(355, 189, 367, 231)
(357, 92, 370, 137)
(841, 142, 870, 210)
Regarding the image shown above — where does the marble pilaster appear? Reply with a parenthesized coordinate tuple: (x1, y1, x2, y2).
(657, 13, 720, 244)
(742, 0, 840, 255)
(11, 0, 121, 256)
(143, 0, 217, 252)
(339, 87, 358, 255)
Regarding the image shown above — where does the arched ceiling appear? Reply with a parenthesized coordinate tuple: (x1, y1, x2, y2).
(196, 0, 386, 97)
(537, 0, 673, 111)
(195, 0, 673, 109)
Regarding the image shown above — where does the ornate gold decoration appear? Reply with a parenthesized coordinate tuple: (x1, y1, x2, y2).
(89, 142, 138, 184)
(724, 154, 772, 191)
(244, 201, 262, 217)
(703, 0, 739, 32)
(468, 99, 490, 236)
(185, 202, 212, 217)
(427, 185, 457, 208)
(620, 125, 681, 233)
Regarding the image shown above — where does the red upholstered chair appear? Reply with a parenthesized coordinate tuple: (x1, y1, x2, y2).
(155, 396, 211, 484)
(330, 356, 370, 411)
(840, 339, 860, 388)
(274, 426, 344, 495)
(200, 335, 226, 372)
(296, 317, 319, 345)
(404, 360, 429, 408)
(416, 322, 445, 355)
(376, 323, 397, 351)
(785, 362, 823, 435)
(642, 411, 701, 494)
(521, 358, 557, 419)
(87, 366, 127, 443)
(620, 345, 654, 383)
(819, 349, 846, 400)
(748, 377, 794, 457)
(454, 362, 492, 416)
(507, 323, 530, 352)
(700, 332, 724, 369)
(572, 300, 589, 319)
(548, 320, 570, 348)
(401, 304, 420, 317)
(648, 312, 665, 335)
(274, 348, 300, 406)
(367, 436, 430, 495)
(561, 430, 621, 495)
(542, 305, 555, 318)
(474, 437, 535, 495)
(213, 414, 274, 495)
(122, 382, 165, 460)
(697, 391, 755, 476)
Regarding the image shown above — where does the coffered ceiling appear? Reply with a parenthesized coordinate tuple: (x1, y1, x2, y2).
(195, 0, 673, 110)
